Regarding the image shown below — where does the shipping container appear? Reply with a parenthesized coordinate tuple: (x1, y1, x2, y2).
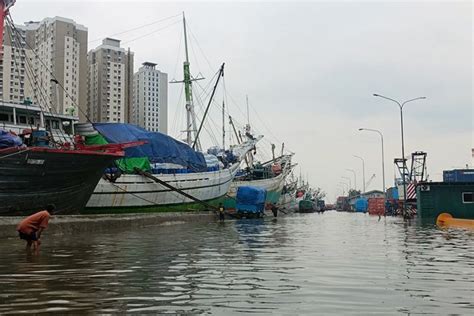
(354, 198, 368, 212)
(443, 169, 474, 183)
(417, 182, 474, 220)
(368, 197, 385, 216)
(386, 187, 399, 200)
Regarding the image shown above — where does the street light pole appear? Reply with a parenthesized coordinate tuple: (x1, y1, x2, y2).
(358, 128, 385, 195)
(353, 155, 366, 193)
(373, 94, 426, 218)
(336, 185, 346, 196)
(342, 176, 352, 191)
(345, 168, 357, 191)
(339, 182, 349, 195)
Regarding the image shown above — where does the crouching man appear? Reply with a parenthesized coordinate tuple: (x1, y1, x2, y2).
(17, 205, 54, 250)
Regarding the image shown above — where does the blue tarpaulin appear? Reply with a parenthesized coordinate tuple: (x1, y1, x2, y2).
(236, 186, 267, 213)
(0, 130, 22, 149)
(93, 123, 207, 172)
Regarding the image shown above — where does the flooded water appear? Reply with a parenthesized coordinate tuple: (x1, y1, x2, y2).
(0, 211, 473, 315)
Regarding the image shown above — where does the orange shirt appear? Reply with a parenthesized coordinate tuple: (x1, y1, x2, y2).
(17, 211, 50, 235)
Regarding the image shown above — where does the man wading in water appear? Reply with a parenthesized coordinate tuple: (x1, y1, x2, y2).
(17, 205, 54, 250)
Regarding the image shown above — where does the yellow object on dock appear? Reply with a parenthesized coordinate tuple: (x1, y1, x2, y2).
(436, 213, 474, 229)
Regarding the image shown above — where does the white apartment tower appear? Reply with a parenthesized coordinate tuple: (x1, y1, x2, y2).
(1, 17, 87, 115)
(87, 38, 133, 123)
(132, 62, 168, 133)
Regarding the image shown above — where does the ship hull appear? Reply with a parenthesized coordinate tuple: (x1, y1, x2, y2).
(84, 163, 240, 213)
(224, 172, 287, 210)
(0, 147, 121, 215)
(279, 192, 298, 211)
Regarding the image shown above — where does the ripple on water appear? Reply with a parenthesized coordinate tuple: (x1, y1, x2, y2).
(0, 212, 472, 314)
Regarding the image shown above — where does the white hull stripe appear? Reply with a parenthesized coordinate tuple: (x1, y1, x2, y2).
(92, 177, 233, 195)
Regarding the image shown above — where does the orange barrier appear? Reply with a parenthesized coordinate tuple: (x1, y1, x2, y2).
(436, 213, 474, 229)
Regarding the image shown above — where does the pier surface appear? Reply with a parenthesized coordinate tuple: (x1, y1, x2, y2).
(0, 211, 215, 238)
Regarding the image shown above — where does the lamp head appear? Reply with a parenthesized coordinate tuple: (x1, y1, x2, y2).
(373, 93, 379, 97)
(358, 128, 364, 131)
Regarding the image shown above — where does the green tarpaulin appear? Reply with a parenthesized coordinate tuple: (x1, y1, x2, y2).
(85, 134, 151, 174)
(115, 157, 151, 174)
(85, 133, 109, 145)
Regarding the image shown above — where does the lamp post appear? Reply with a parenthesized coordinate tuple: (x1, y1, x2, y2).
(353, 155, 366, 193)
(336, 184, 346, 196)
(345, 168, 357, 191)
(358, 128, 385, 195)
(339, 182, 349, 195)
(342, 176, 352, 191)
(373, 94, 426, 218)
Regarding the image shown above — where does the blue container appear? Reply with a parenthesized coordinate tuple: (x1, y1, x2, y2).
(443, 169, 474, 183)
(355, 198, 368, 212)
(236, 186, 267, 214)
(386, 187, 399, 199)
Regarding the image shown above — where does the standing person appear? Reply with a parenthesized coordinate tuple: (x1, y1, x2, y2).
(218, 203, 225, 221)
(17, 205, 54, 250)
(271, 204, 278, 218)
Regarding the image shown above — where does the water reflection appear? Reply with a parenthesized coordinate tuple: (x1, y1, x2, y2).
(0, 212, 472, 314)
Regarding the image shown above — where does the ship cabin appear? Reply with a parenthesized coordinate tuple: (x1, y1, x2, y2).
(0, 100, 78, 141)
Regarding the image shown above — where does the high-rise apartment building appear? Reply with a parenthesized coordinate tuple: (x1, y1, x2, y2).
(132, 62, 168, 133)
(87, 38, 133, 123)
(0, 17, 88, 117)
(0, 24, 34, 104)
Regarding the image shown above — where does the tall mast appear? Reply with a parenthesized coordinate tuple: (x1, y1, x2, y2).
(192, 63, 225, 149)
(182, 12, 201, 150)
(222, 100, 225, 150)
(246, 95, 250, 127)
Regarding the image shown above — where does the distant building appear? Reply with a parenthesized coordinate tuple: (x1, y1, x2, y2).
(132, 62, 168, 133)
(1, 17, 88, 118)
(87, 38, 134, 123)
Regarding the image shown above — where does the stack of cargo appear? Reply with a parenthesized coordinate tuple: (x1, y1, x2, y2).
(368, 198, 385, 216)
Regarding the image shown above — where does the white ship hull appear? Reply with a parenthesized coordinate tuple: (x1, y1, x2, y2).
(85, 163, 240, 211)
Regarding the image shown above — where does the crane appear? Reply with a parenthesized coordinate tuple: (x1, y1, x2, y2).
(365, 174, 376, 190)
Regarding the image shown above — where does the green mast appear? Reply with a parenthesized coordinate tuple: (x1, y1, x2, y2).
(182, 12, 201, 150)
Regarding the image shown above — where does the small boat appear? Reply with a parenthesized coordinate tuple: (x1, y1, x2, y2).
(297, 199, 316, 213)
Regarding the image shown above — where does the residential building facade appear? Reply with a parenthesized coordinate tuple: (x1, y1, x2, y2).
(87, 38, 133, 123)
(132, 62, 168, 133)
(0, 24, 34, 104)
(0, 17, 88, 118)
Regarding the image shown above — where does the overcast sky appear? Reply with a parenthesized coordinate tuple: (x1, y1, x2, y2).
(12, 0, 473, 201)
